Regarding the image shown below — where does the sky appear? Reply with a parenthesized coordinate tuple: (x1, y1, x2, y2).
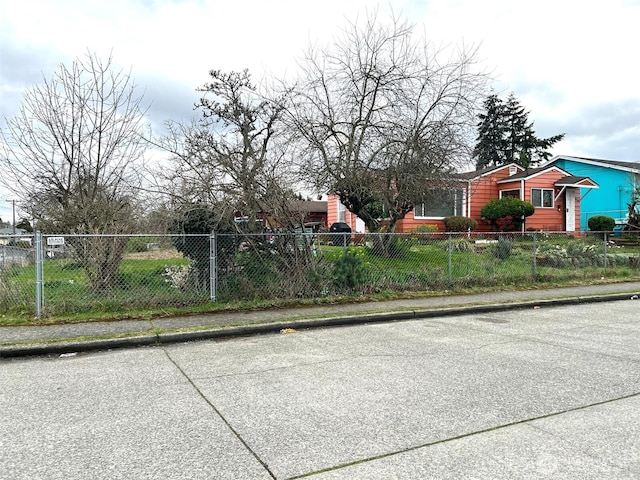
(1, 0, 639, 223)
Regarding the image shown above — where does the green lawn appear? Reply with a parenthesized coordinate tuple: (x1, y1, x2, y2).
(2, 237, 640, 325)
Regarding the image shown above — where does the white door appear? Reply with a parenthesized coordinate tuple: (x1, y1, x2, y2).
(565, 189, 576, 231)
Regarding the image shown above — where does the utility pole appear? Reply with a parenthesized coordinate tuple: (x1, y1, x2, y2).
(11, 199, 16, 236)
(4, 199, 16, 236)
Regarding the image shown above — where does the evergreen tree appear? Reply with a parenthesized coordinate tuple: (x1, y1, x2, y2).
(473, 94, 507, 169)
(473, 92, 564, 169)
(16, 218, 33, 232)
(504, 93, 529, 165)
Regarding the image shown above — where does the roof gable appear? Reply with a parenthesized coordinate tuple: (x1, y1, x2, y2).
(554, 176, 599, 188)
(496, 165, 570, 183)
(456, 163, 523, 181)
(549, 155, 640, 174)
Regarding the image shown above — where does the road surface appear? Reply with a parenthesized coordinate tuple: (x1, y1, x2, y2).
(2, 300, 639, 479)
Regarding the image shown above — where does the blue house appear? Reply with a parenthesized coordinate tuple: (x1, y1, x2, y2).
(547, 155, 640, 231)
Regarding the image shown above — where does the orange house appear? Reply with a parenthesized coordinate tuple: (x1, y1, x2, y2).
(326, 163, 598, 233)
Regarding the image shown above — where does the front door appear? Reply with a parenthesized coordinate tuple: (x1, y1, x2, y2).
(565, 189, 576, 231)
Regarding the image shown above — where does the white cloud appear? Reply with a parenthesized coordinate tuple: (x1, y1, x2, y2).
(1, 0, 639, 164)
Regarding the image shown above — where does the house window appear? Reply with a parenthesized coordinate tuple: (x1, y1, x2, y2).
(509, 166, 518, 176)
(337, 201, 346, 222)
(531, 188, 554, 208)
(500, 189, 520, 199)
(414, 188, 464, 218)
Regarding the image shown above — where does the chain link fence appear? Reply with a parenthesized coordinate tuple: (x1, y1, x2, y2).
(1, 231, 640, 319)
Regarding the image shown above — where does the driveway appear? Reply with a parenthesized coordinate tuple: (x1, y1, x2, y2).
(1, 300, 639, 479)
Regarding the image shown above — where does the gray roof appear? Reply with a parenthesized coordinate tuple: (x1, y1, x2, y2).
(291, 200, 327, 213)
(552, 155, 640, 172)
(501, 165, 561, 181)
(456, 163, 521, 180)
(554, 176, 599, 188)
(0, 227, 28, 235)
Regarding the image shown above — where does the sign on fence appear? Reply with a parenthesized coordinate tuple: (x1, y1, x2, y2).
(46, 236, 65, 246)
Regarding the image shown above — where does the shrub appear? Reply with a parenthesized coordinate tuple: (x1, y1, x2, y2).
(126, 236, 149, 253)
(162, 264, 192, 290)
(492, 236, 513, 259)
(170, 205, 236, 290)
(333, 251, 368, 290)
(587, 215, 615, 232)
(481, 197, 535, 231)
(443, 216, 478, 232)
(414, 224, 438, 234)
(450, 238, 475, 252)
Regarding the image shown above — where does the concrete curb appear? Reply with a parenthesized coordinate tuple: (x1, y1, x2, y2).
(1, 293, 636, 358)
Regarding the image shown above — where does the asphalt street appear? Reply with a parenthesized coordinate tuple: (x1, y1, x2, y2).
(1, 299, 639, 479)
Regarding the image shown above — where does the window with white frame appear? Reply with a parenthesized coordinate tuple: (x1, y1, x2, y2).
(531, 188, 554, 208)
(337, 201, 346, 222)
(500, 189, 520, 199)
(414, 188, 464, 218)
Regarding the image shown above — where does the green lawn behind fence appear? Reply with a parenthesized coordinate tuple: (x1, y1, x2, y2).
(2, 234, 640, 324)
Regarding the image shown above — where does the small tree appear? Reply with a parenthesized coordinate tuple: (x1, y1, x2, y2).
(481, 197, 535, 231)
(443, 216, 478, 232)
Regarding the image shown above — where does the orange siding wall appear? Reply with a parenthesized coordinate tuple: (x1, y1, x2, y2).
(500, 170, 565, 231)
(469, 176, 500, 232)
(395, 213, 445, 233)
(327, 194, 359, 232)
(469, 165, 521, 232)
(327, 195, 339, 227)
(327, 165, 583, 233)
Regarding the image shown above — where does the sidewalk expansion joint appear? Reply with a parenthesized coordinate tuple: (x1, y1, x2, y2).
(162, 348, 277, 480)
(287, 391, 640, 479)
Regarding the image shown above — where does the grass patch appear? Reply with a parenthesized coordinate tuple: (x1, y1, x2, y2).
(2, 238, 640, 326)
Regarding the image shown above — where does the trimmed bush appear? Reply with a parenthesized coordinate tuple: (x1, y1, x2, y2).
(481, 197, 535, 231)
(588, 215, 615, 232)
(443, 216, 478, 232)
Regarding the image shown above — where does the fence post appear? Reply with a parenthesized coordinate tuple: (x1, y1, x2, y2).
(447, 233, 452, 283)
(603, 232, 608, 270)
(34, 231, 44, 317)
(209, 232, 217, 301)
(532, 231, 537, 278)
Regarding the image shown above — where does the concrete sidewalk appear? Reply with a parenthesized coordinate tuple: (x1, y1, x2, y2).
(2, 281, 640, 357)
(3, 299, 639, 478)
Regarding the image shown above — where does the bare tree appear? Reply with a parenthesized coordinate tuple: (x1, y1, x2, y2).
(286, 12, 487, 236)
(153, 69, 300, 232)
(0, 52, 147, 290)
(151, 69, 322, 294)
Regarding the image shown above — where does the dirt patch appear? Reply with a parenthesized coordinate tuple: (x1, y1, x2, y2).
(124, 249, 184, 260)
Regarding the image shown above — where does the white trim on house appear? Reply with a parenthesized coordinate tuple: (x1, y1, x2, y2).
(460, 163, 523, 181)
(499, 188, 521, 199)
(496, 165, 572, 183)
(531, 187, 555, 208)
(547, 155, 640, 174)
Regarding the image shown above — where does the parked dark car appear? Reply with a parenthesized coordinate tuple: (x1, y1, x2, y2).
(329, 222, 352, 246)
